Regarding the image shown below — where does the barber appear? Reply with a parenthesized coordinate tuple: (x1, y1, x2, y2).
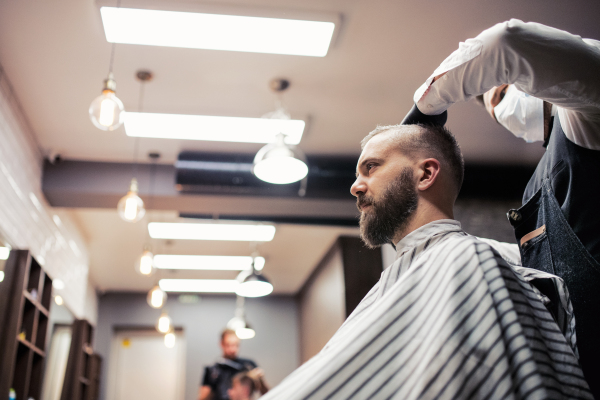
(409, 19, 600, 395)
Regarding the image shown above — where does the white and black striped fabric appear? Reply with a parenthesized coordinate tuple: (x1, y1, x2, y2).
(262, 220, 592, 399)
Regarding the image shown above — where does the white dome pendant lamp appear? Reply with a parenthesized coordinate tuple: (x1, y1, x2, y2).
(253, 133, 308, 184)
(253, 79, 308, 185)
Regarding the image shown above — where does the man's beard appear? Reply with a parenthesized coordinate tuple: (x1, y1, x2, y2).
(357, 167, 418, 249)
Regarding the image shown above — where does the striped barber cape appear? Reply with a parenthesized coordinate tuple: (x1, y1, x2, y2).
(261, 220, 592, 399)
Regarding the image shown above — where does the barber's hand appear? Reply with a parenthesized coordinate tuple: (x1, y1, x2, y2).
(483, 84, 509, 121)
(247, 368, 264, 381)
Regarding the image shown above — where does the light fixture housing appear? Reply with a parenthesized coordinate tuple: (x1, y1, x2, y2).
(100, 7, 336, 57)
(153, 255, 265, 271)
(148, 222, 275, 242)
(136, 249, 156, 275)
(124, 112, 305, 144)
(236, 260, 274, 298)
(89, 73, 125, 131)
(118, 178, 146, 223)
(147, 285, 167, 308)
(253, 133, 308, 184)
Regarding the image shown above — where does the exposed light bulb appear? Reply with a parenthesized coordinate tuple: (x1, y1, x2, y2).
(54, 295, 64, 305)
(136, 249, 155, 276)
(147, 285, 167, 308)
(118, 178, 145, 223)
(0, 271, 4, 282)
(89, 74, 125, 131)
(156, 313, 172, 333)
(164, 332, 176, 348)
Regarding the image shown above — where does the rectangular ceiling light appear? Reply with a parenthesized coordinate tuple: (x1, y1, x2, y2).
(159, 279, 239, 293)
(148, 222, 276, 242)
(100, 7, 335, 57)
(154, 255, 265, 271)
(124, 112, 305, 144)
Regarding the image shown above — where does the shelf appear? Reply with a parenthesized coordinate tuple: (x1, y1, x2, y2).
(23, 289, 49, 316)
(17, 336, 46, 357)
(79, 377, 91, 385)
(0, 250, 53, 400)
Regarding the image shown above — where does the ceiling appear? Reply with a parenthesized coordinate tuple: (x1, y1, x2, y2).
(68, 208, 358, 294)
(1, 0, 599, 294)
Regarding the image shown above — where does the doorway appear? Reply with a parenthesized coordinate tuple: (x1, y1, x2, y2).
(106, 329, 185, 400)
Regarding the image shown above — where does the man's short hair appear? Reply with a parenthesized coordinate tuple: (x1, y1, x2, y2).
(232, 372, 255, 394)
(221, 328, 237, 341)
(361, 124, 464, 195)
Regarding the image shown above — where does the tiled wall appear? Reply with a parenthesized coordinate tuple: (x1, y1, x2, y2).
(0, 67, 96, 322)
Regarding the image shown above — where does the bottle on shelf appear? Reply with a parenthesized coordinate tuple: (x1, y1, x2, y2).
(9, 388, 16, 400)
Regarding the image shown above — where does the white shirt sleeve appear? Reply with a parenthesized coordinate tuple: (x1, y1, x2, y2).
(414, 19, 600, 150)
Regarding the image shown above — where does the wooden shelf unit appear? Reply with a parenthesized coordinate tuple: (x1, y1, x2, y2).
(62, 319, 101, 400)
(0, 250, 53, 400)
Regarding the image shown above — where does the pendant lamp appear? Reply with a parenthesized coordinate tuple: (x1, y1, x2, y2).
(156, 311, 173, 334)
(117, 70, 152, 222)
(227, 296, 256, 339)
(236, 258, 273, 297)
(147, 284, 167, 308)
(253, 79, 308, 185)
(89, 72, 125, 131)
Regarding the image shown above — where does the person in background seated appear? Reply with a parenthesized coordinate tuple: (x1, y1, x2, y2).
(227, 373, 256, 400)
(199, 329, 269, 400)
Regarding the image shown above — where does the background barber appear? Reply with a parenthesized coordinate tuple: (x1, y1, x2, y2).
(199, 329, 269, 400)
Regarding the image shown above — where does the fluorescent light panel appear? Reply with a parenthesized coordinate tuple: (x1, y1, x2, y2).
(154, 255, 265, 271)
(159, 279, 239, 293)
(148, 222, 276, 242)
(100, 7, 335, 57)
(124, 112, 304, 144)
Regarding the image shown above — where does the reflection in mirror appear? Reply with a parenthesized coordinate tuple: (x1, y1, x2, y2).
(40, 297, 75, 400)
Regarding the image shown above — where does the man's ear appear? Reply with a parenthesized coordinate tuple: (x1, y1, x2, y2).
(417, 158, 441, 192)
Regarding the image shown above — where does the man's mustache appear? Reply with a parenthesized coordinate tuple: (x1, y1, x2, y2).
(356, 195, 374, 212)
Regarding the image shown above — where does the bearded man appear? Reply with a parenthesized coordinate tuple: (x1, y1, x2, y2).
(259, 123, 591, 399)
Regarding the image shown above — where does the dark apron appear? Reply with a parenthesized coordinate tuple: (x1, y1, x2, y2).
(508, 118, 600, 397)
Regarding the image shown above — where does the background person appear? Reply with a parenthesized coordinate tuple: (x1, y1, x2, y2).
(227, 373, 256, 400)
(199, 329, 269, 400)
(411, 19, 600, 394)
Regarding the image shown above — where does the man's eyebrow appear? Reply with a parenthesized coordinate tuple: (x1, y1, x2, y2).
(356, 158, 383, 177)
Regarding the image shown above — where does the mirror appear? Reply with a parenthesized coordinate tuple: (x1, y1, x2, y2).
(40, 289, 75, 400)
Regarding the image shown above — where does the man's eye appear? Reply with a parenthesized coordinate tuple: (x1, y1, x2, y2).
(366, 164, 376, 171)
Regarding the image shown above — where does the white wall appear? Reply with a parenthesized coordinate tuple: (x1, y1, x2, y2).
(95, 293, 300, 400)
(0, 67, 96, 322)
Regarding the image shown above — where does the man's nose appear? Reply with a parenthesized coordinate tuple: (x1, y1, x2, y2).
(350, 177, 366, 198)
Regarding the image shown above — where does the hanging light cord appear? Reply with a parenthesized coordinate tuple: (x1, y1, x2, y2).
(107, 0, 122, 75)
(131, 78, 146, 179)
